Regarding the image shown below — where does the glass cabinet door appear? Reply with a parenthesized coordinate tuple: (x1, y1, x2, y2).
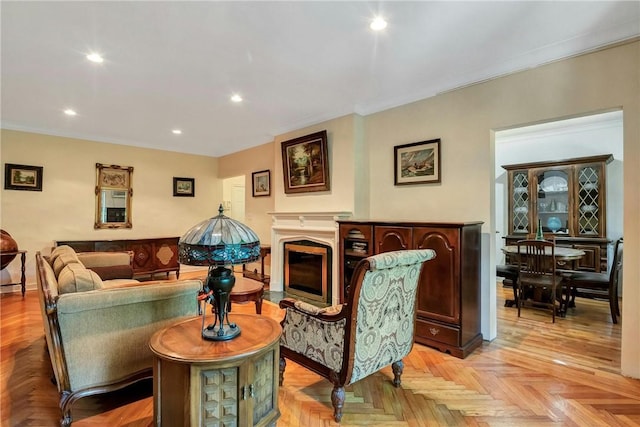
(535, 168, 570, 235)
(576, 164, 602, 236)
(511, 171, 529, 235)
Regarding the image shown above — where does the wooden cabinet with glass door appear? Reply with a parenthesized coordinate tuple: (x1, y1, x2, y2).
(502, 154, 613, 273)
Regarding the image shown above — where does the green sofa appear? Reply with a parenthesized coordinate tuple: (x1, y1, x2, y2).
(35, 245, 202, 426)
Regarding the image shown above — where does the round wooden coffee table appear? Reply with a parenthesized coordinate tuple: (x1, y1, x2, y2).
(229, 279, 264, 314)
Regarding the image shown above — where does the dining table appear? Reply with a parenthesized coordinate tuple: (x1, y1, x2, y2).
(501, 245, 586, 261)
(500, 245, 585, 309)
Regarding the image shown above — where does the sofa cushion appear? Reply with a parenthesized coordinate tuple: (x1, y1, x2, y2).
(50, 245, 76, 264)
(53, 251, 81, 277)
(58, 263, 104, 294)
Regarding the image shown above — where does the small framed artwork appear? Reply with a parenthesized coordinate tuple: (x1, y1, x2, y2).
(252, 169, 271, 197)
(394, 138, 441, 185)
(173, 177, 195, 197)
(281, 130, 330, 194)
(4, 163, 43, 191)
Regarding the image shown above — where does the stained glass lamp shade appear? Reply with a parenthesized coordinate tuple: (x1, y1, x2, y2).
(179, 204, 260, 340)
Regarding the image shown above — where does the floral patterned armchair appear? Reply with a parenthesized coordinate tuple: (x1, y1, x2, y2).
(279, 249, 436, 422)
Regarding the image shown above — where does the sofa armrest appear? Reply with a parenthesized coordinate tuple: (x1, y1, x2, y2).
(280, 302, 348, 373)
(77, 251, 134, 280)
(279, 298, 347, 320)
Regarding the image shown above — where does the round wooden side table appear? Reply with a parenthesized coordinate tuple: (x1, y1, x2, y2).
(149, 314, 281, 427)
(229, 279, 264, 314)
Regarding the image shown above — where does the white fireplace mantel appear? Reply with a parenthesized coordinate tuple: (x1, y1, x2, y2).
(268, 211, 352, 306)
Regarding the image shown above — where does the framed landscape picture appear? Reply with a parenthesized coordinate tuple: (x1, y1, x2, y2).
(173, 177, 195, 197)
(252, 169, 271, 197)
(394, 138, 441, 185)
(281, 130, 330, 194)
(4, 163, 43, 191)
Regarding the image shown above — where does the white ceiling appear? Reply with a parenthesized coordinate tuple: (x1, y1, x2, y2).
(2, 1, 638, 157)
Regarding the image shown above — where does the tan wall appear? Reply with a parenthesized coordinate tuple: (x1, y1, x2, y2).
(0, 130, 221, 283)
(218, 141, 275, 244)
(217, 141, 275, 275)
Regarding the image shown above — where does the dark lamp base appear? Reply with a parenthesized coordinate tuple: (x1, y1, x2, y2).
(202, 323, 241, 341)
(200, 265, 241, 341)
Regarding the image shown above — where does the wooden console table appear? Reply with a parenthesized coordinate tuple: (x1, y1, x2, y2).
(1, 250, 27, 296)
(150, 314, 281, 427)
(55, 237, 180, 279)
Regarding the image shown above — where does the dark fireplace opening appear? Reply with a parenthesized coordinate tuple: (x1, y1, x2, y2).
(283, 240, 332, 304)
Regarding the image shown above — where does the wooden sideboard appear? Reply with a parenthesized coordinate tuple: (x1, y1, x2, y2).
(55, 237, 180, 279)
(339, 220, 483, 359)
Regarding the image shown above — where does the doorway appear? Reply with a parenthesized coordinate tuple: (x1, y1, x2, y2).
(222, 175, 246, 221)
(222, 175, 246, 272)
(494, 110, 623, 324)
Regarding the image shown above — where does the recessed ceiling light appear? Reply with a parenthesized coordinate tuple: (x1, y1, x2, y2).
(86, 53, 104, 63)
(370, 16, 387, 31)
(231, 94, 243, 103)
(172, 129, 182, 135)
(64, 109, 77, 116)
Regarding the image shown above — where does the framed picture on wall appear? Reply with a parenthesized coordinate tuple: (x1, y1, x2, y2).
(394, 138, 441, 185)
(4, 163, 43, 191)
(173, 177, 195, 197)
(252, 169, 271, 197)
(281, 130, 330, 194)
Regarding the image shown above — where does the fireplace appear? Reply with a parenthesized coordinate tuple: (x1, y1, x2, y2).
(269, 211, 351, 306)
(283, 240, 331, 303)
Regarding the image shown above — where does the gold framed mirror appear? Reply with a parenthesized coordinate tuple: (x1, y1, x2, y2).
(95, 163, 133, 229)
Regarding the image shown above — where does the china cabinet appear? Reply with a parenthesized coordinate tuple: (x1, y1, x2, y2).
(339, 220, 483, 359)
(502, 154, 613, 272)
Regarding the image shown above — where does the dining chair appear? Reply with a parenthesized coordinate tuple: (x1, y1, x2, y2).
(564, 238, 623, 323)
(516, 239, 563, 322)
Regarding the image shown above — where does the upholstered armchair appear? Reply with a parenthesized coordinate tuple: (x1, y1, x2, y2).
(279, 249, 436, 422)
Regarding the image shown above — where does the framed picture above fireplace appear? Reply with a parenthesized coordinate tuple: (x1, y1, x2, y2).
(281, 130, 330, 194)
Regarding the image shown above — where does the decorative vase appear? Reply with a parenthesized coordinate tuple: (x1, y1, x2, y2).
(547, 216, 562, 233)
(0, 230, 19, 270)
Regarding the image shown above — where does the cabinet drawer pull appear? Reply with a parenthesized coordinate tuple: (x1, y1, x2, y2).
(429, 327, 440, 336)
(241, 384, 255, 400)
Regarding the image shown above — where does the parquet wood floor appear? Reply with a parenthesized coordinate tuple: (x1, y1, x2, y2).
(2, 279, 640, 426)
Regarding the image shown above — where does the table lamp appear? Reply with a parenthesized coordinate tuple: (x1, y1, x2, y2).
(178, 204, 261, 340)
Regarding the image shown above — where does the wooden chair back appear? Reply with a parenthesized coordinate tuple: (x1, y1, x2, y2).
(516, 239, 561, 322)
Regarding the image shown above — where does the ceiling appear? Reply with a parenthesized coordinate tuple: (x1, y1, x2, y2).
(2, 2, 638, 157)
